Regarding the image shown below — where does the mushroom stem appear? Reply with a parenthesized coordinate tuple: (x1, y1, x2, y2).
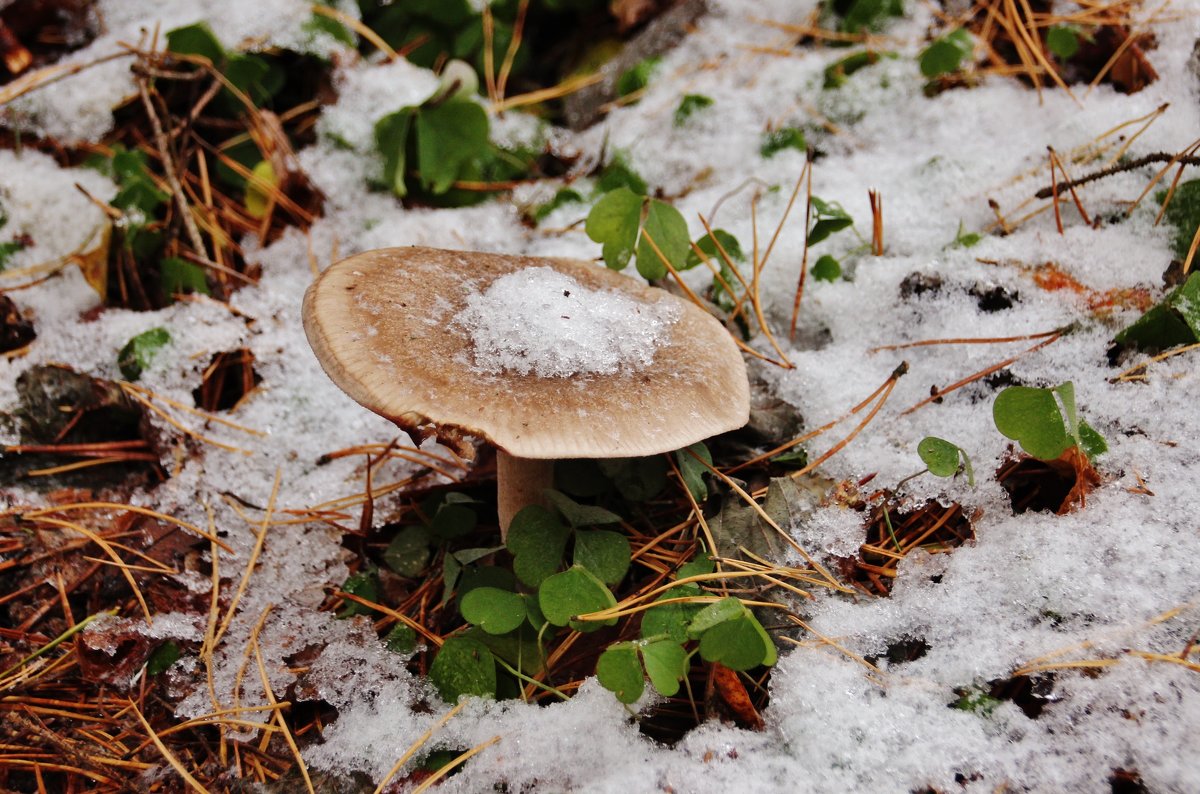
(496, 449, 555, 540)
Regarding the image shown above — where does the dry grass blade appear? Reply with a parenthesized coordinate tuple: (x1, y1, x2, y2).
(28, 517, 153, 623)
(900, 332, 1062, 415)
(333, 591, 445, 648)
(693, 211, 794, 368)
(869, 327, 1063, 353)
(490, 72, 602, 113)
(691, 451, 851, 594)
(372, 701, 469, 794)
(213, 470, 282, 649)
(0, 611, 113, 681)
(789, 158, 815, 341)
(0, 50, 132, 106)
(410, 736, 502, 793)
(252, 638, 313, 794)
(1112, 341, 1200, 382)
(731, 363, 905, 477)
(128, 700, 210, 793)
(119, 385, 255, 456)
(13, 501, 231, 552)
(310, 3, 398, 61)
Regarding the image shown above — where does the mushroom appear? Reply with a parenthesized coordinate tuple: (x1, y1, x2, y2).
(302, 246, 749, 537)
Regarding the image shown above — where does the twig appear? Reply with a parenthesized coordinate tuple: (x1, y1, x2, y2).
(1033, 153, 1200, 199)
(137, 76, 208, 261)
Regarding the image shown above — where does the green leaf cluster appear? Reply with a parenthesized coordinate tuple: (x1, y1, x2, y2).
(803, 196, 857, 281)
(919, 29, 973, 78)
(361, 0, 538, 90)
(160, 257, 210, 302)
(117, 328, 171, 381)
(674, 442, 712, 502)
(808, 197, 854, 246)
(993, 382, 1107, 461)
(585, 186, 690, 280)
(375, 94, 492, 200)
(1113, 272, 1200, 353)
(1046, 25, 1087, 61)
(429, 491, 627, 703)
(596, 557, 778, 703)
(426, 476, 781, 708)
(811, 254, 842, 283)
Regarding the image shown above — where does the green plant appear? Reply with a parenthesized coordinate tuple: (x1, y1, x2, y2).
(1113, 272, 1200, 352)
(674, 94, 714, 126)
(822, 0, 904, 34)
(993, 382, 1106, 461)
(1046, 25, 1086, 61)
(616, 56, 662, 99)
(0, 211, 29, 270)
(919, 29, 973, 78)
(117, 328, 171, 381)
(426, 481, 779, 706)
(760, 127, 807, 158)
(595, 564, 777, 703)
(811, 254, 842, 283)
(584, 186, 690, 279)
(823, 50, 893, 89)
(374, 75, 536, 205)
(1157, 180, 1200, 260)
(950, 220, 983, 248)
(808, 196, 854, 246)
(917, 436, 974, 486)
(526, 187, 584, 225)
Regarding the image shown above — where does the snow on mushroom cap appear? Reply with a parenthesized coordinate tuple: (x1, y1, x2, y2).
(302, 247, 750, 459)
(454, 266, 681, 378)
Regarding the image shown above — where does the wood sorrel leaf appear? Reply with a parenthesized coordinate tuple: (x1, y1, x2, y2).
(430, 636, 496, 702)
(597, 643, 643, 703)
(573, 529, 631, 587)
(506, 505, 569, 588)
(641, 640, 688, 697)
(538, 565, 617, 632)
(586, 187, 642, 272)
(461, 587, 527, 635)
(993, 386, 1072, 461)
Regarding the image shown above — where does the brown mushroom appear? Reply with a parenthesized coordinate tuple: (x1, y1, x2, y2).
(302, 246, 749, 536)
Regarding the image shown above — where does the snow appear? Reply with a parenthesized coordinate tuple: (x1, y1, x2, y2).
(3, 0, 1200, 791)
(455, 266, 681, 378)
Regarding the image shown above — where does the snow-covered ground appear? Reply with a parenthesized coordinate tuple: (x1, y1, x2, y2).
(2, 0, 1199, 791)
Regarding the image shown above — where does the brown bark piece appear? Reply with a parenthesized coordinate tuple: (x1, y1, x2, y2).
(564, 0, 709, 130)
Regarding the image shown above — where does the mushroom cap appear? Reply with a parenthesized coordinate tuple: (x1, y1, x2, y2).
(302, 246, 749, 459)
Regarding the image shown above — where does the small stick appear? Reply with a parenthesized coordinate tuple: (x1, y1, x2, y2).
(869, 189, 883, 255)
(1049, 147, 1064, 234)
(1048, 147, 1092, 226)
(1033, 152, 1200, 200)
(899, 332, 1062, 415)
(137, 76, 208, 260)
(789, 153, 815, 341)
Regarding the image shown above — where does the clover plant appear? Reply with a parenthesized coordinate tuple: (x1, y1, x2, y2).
(993, 382, 1106, 461)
